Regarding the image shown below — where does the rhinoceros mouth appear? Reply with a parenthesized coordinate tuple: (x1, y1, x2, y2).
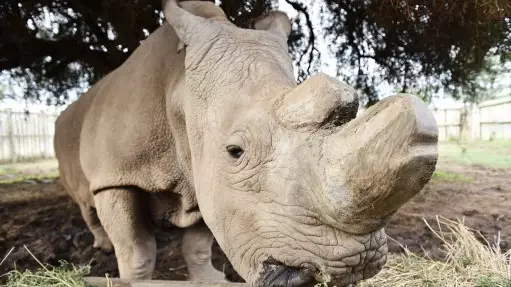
(258, 253, 385, 287)
(257, 228, 388, 287)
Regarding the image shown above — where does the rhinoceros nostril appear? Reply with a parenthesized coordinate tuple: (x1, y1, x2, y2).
(260, 262, 317, 287)
(286, 269, 316, 287)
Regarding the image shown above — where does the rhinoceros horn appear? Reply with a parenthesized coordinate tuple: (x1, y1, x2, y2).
(275, 73, 360, 130)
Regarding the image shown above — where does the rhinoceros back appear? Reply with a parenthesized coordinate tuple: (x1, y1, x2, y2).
(55, 24, 186, 204)
(54, 84, 96, 205)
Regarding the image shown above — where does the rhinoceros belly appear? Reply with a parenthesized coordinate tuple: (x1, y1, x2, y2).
(148, 180, 202, 229)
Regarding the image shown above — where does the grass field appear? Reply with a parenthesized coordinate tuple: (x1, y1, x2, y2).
(438, 140, 511, 169)
(0, 159, 58, 184)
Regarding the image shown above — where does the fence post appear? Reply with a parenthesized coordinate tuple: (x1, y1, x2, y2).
(459, 105, 470, 141)
(471, 103, 480, 141)
(6, 110, 16, 163)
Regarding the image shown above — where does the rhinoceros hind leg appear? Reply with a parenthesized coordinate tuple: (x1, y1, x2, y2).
(182, 222, 227, 282)
(78, 202, 113, 253)
(94, 188, 156, 279)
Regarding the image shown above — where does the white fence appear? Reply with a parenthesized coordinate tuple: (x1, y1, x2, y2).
(0, 110, 58, 163)
(0, 96, 509, 163)
(432, 96, 511, 141)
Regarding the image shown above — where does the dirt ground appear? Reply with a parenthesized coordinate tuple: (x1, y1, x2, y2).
(0, 159, 510, 284)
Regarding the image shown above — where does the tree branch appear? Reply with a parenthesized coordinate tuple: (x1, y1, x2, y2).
(284, 0, 316, 77)
(0, 36, 112, 74)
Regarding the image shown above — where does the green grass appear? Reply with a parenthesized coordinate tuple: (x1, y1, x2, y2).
(431, 170, 474, 183)
(0, 166, 17, 176)
(0, 159, 59, 184)
(0, 172, 59, 184)
(476, 276, 511, 287)
(439, 140, 511, 169)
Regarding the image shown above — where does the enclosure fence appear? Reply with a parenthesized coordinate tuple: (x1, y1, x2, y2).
(432, 96, 511, 141)
(0, 109, 58, 163)
(0, 97, 510, 163)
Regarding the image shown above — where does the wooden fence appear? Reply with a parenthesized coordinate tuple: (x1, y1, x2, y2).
(432, 96, 511, 141)
(0, 109, 58, 163)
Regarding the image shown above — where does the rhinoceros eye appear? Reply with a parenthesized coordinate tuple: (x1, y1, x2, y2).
(226, 145, 244, 159)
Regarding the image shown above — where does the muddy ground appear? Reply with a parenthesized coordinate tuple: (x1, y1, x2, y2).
(1, 160, 510, 283)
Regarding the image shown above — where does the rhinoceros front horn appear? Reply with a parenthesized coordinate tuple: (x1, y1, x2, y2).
(275, 73, 359, 130)
(319, 94, 439, 234)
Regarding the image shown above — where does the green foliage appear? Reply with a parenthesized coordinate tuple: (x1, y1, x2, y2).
(0, 0, 510, 106)
(461, 54, 511, 104)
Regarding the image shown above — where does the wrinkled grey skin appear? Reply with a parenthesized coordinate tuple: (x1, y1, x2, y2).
(53, 1, 438, 286)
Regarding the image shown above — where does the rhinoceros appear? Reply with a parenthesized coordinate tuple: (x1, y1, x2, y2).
(53, 0, 439, 286)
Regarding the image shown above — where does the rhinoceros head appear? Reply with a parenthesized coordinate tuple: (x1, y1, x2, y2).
(164, 1, 438, 286)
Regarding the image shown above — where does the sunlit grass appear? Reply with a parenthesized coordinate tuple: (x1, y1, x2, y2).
(0, 172, 58, 184)
(0, 159, 58, 184)
(431, 170, 474, 183)
(439, 140, 511, 169)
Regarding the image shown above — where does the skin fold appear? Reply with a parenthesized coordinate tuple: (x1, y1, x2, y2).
(53, 1, 439, 286)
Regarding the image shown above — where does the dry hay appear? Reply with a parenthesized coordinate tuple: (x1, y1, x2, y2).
(0, 246, 93, 287)
(361, 216, 511, 287)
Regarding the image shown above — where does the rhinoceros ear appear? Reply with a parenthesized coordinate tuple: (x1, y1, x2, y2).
(163, 0, 230, 52)
(252, 11, 291, 39)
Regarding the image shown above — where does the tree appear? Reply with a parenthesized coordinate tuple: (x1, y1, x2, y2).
(0, 0, 510, 106)
(464, 53, 511, 103)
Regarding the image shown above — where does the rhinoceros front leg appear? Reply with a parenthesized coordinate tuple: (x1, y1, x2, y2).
(182, 222, 227, 282)
(94, 188, 157, 279)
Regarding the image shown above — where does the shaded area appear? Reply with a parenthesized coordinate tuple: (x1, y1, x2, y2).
(0, 181, 244, 284)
